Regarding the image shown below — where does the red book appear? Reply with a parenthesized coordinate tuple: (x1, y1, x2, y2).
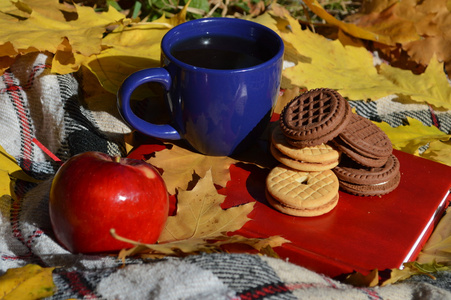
(129, 144, 451, 278)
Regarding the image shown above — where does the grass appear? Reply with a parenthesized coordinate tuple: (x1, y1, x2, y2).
(278, 0, 361, 22)
(69, 0, 362, 22)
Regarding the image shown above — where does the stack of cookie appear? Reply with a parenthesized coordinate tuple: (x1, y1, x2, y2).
(266, 88, 348, 217)
(266, 88, 401, 217)
(331, 113, 401, 197)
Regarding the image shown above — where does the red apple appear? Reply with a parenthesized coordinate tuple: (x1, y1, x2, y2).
(49, 151, 169, 253)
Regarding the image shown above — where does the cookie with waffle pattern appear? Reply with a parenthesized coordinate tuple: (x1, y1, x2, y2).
(265, 165, 339, 217)
(279, 88, 352, 147)
(333, 113, 393, 167)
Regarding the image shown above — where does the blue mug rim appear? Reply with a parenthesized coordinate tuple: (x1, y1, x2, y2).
(161, 17, 284, 74)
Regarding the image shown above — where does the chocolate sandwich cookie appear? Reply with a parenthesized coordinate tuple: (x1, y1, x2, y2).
(270, 124, 340, 171)
(333, 113, 393, 168)
(266, 165, 339, 217)
(333, 154, 401, 196)
(279, 88, 352, 147)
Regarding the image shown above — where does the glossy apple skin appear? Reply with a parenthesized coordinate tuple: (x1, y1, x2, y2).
(49, 151, 169, 253)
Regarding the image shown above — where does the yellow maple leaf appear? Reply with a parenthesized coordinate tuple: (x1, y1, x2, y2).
(373, 117, 451, 159)
(148, 143, 237, 195)
(421, 140, 451, 166)
(256, 10, 397, 100)
(257, 7, 451, 108)
(0, 144, 39, 184)
(379, 55, 451, 110)
(0, 264, 55, 300)
(158, 169, 254, 242)
(84, 20, 171, 94)
(1, 145, 39, 219)
(84, 6, 191, 94)
(10, 0, 77, 21)
(0, 1, 128, 74)
(0, 1, 29, 21)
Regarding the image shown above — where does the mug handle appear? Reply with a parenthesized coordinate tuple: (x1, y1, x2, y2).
(117, 68, 181, 140)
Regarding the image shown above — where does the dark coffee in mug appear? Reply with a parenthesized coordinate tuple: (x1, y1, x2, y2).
(171, 35, 276, 69)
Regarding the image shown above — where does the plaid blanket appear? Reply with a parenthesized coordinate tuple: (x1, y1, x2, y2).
(1, 53, 450, 300)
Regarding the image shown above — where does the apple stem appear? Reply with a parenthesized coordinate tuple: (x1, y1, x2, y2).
(114, 156, 121, 163)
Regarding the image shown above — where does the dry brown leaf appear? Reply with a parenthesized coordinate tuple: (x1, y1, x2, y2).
(302, 0, 394, 44)
(349, 0, 451, 75)
(381, 261, 451, 286)
(343, 261, 451, 287)
(115, 232, 288, 260)
(345, 1, 420, 44)
(358, 0, 399, 14)
(148, 143, 237, 195)
(344, 269, 379, 287)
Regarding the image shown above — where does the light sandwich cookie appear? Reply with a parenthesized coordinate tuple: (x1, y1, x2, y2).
(266, 165, 340, 217)
(270, 124, 340, 172)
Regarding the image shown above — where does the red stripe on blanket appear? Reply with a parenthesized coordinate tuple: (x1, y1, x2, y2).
(10, 196, 25, 244)
(428, 104, 441, 129)
(360, 287, 383, 300)
(238, 281, 341, 299)
(238, 282, 289, 299)
(0, 85, 22, 93)
(62, 271, 99, 299)
(237, 279, 384, 300)
(33, 137, 63, 165)
(25, 64, 52, 89)
(3, 71, 33, 171)
(1, 253, 34, 261)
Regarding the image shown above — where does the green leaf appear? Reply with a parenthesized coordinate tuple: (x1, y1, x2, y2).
(189, 0, 209, 12)
(106, 0, 122, 11)
(131, 1, 143, 19)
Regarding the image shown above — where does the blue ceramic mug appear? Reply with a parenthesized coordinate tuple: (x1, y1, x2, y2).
(118, 18, 284, 156)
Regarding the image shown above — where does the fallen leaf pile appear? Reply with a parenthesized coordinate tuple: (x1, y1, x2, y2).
(112, 170, 288, 260)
